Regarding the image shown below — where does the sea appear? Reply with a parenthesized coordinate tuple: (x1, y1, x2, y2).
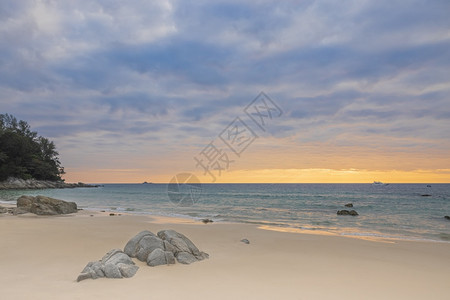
(1, 183, 449, 243)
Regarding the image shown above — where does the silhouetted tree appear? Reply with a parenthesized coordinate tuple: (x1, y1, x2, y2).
(0, 114, 64, 181)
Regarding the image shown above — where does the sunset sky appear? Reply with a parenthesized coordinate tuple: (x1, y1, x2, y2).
(1, 0, 449, 183)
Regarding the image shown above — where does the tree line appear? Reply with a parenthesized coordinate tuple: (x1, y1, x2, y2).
(0, 113, 64, 181)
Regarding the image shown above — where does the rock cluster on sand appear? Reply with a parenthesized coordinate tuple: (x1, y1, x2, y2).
(0, 177, 97, 190)
(77, 230, 208, 281)
(124, 230, 209, 266)
(337, 210, 359, 216)
(77, 249, 139, 282)
(16, 195, 78, 215)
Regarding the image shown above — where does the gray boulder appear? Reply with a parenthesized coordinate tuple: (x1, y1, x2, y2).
(176, 252, 198, 264)
(117, 263, 139, 278)
(124, 229, 209, 266)
(158, 229, 209, 263)
(17, 195, 77, 215)
(124, 230, 156, 257)
(103, 263, 122, 278)
(136, 235, 165, 262)
(123, 231, 165, 263)
(157, 230, 200, 256)
(77, 249, 138, 282)
(146, 248, 176, 266)
(101, 249, 133, 265)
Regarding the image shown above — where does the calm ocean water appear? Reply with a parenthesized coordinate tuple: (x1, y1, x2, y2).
(1, 183, 449, 242)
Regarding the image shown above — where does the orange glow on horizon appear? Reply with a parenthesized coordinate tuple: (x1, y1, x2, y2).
(63, 168, 450, 184)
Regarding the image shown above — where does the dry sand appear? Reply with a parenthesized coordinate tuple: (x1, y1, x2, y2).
(1, 210, 449, 300)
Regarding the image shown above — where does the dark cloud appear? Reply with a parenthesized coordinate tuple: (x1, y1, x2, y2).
(0, 0, 449, 169)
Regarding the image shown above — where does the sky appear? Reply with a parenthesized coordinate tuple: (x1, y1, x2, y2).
(0, 0, 449, 183)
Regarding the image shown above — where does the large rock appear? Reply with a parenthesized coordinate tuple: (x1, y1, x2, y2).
(146, 248, 176, 266)
(16, 195, 77, 215)
(124, 230, 155, 257)
(445, 216, 450, 221)
(157, 229, 209, 262)
(135, 235, 165, 262)
(124, 229, 209, 266)
(77, 249, 138, 282)
(176, 252, 198, 264)
(123, 231, 165, 262)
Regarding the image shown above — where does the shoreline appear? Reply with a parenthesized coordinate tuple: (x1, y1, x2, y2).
(1, 201, 449, 244)
(1, 209, 449, 299)
(1, 183, 449, 245)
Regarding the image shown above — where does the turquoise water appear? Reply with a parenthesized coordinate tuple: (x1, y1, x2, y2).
(1, 183, 449, 242)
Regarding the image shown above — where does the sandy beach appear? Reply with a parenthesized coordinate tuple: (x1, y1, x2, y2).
(1, 210, 449, 300)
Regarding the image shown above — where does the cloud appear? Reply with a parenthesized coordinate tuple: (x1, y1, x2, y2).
(0, 0, 449, 181)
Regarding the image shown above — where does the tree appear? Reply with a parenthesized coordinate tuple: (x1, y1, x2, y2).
(0, 114, 64, 181)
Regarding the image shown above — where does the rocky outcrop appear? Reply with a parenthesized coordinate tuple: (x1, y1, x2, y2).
(124, 229, 209, 266)
(16, 195, 77, 215)
(77, 230, 207, 281)
(337, 210, 359, 216)
(0, 177, 98, 190)
(344, 203, 353, 208)
(77, 249, 138, 282)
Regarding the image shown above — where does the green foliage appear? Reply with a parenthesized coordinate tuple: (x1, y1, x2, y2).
(0, 113, 65, 181)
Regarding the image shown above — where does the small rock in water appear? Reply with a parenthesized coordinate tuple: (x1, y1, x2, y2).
(421, 194, 432, 197)
(201, 218, 213, 224)
(444, 216, 450, 221)
(344, 203, 353, 208)
(240, 238, 250, 244)
(337, 210, 359, 216)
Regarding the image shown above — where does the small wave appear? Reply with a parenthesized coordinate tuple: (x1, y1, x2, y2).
(340, 232, 450, 243)
(0, 199, 16, 204)
(438, 233, 450, 241)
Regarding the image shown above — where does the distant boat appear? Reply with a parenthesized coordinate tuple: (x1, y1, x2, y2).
(372, 181, 389, 186)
